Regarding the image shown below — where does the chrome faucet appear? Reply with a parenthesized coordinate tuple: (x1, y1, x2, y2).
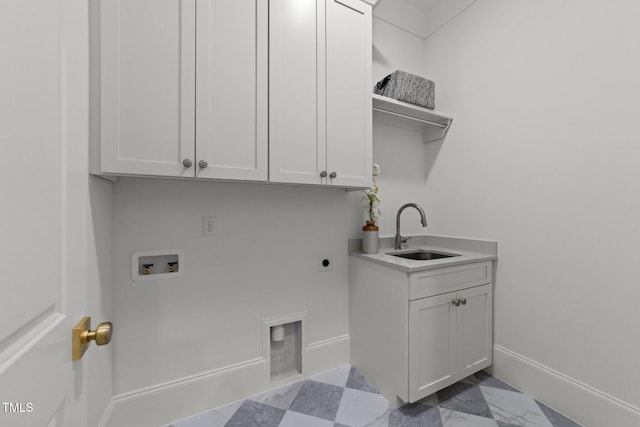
(395, 203, 428, 249)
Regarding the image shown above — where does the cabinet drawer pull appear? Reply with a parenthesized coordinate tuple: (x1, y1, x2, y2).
(460, 298, 467, 305)
(329, 171, 337, 179)
(320, 171, 328, 178)
(198, 160, 208, 169)
(452, 299, 461, 307)
(182, 159, 193, 168)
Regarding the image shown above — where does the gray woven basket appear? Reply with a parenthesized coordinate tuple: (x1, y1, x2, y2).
(374, 70, 435, 110)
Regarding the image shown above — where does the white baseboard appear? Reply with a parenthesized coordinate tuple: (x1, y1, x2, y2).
(492, 344, 640, 427)
(101, 335, 350, 427)
(305, 334, 350, 376)
(97, 398, 114, 427)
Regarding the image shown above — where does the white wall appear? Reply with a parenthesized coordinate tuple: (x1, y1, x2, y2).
(87, 177, 114, 427)
(108, 20, 430, 412)
(110, 179, 362, 393)
(105, 7, 640, 425)
(101, 17, 436, 426)
(373, 16, 426, 80)
(87, 1, 115, 422)
(371, 17, 437, 239)
(422, 0, 640, 424)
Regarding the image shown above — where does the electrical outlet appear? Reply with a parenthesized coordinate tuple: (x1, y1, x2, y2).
(317, 256, 333, 272)
(203, 216, 216, 237)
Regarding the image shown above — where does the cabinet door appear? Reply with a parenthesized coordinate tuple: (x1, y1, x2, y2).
(196, 0, 267, 181)
(100, 0, 195, 177)
(456, 284, 493, 377)
(409, 292, 456, 402)
(269, 0, 325, 185)
(325, 0, 372, 187)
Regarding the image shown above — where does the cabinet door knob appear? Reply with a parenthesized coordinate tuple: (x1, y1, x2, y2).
(320, 171, 328, 178)
(199, 160, 208, 169)
(182, 159, 193, 168)
(452, 299, 461, 307)
(329, 171, 337, 179)
(460, 298, 467, 305)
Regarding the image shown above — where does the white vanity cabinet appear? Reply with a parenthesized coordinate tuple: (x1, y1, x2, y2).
(409, 283, 492, 402)
(93, 0, 267, 181)
(269, 0, 372, 188)
(349, 257, 493, 406)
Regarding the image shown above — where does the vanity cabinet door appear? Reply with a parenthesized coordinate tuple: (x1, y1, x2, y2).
(408, 292, 456, 402)
(456, 284, 493, 377)
(408, 284, 493, 403)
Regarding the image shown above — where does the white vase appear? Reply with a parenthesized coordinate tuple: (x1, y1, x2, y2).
(362, 220, 379, 254)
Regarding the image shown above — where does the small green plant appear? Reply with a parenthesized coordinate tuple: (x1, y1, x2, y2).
(361, 163, 381, 222)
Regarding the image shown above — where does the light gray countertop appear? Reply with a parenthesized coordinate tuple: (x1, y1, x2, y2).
(349, 234, 497, 273)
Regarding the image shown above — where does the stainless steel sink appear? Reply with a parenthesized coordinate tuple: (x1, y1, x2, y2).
(387, 249, 460, 261)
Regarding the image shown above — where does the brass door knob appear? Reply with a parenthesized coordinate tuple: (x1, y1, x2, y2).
(72, 317, 113, 361)
(84, 322, 113, 346)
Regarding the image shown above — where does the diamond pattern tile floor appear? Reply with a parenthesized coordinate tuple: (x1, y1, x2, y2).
(167, 365, 582, 427)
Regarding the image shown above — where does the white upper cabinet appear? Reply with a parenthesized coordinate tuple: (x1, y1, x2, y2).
(94, 0, 267, 181)
(195, 0, 268, 181)
(94, 0, 368, 187)
(326, 0, 373, 187)
(269, 0, 372, 188)
(269, 0, 323, 185)
(97, 0, 196, 178)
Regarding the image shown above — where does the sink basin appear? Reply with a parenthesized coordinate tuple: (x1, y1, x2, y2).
(387, 250, 460, 261)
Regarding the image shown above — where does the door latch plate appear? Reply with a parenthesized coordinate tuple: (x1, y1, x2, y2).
(72, 317, 91, 361)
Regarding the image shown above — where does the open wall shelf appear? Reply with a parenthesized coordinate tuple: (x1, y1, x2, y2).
(372, 94, 453, 143)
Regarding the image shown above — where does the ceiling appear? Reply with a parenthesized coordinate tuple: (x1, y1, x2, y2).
(372, 0, 477, 39)
(403, 0, 442, 14)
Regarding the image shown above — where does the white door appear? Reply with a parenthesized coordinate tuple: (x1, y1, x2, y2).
(100, 0, 196, 178)
(196, 0, 268, 181)
(1, 0, 95, 425)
